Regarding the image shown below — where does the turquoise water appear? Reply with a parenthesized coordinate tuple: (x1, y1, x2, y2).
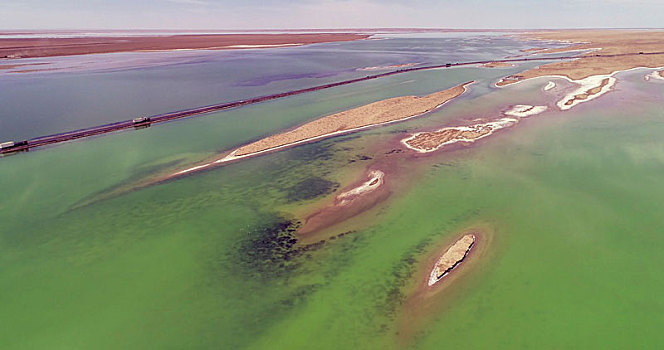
(1, 35, 663, 349)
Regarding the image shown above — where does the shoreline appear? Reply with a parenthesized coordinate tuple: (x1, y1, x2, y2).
(497, 30, 664, 85)
(0, 33, 370, 59)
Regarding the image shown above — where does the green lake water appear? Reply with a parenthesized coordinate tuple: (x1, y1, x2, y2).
(1, 40, 664, 349)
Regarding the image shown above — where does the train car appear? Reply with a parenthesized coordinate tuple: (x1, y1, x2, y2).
(133, 116, 151, 124)
(0, 140, 28, 154)
(132, 116, 152, 128)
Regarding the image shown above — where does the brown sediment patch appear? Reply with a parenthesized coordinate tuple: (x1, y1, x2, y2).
(659, 70, 664, 79)
(298, 169, 389, 235)
(228, 81, 473, 158)
(401, 117, 518, 153)
(397, 226, 494, 344)
(0, 33, 370, 59)
(482, 61, 514, 68)
(497, 30, 664, 86)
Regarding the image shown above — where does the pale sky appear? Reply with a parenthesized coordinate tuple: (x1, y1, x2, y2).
(2, 0, 664, 30)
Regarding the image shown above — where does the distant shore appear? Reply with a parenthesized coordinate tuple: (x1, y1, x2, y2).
(498, 30, 664, 85)
(0, 33, 370, 59)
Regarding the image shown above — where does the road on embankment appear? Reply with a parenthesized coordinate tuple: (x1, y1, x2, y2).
(3, 50, 663, 155)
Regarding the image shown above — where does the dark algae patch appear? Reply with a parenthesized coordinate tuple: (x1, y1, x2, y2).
(233, 219, 303, 280)
(231, 216, 337, 281)
(285, 177, 339, 202)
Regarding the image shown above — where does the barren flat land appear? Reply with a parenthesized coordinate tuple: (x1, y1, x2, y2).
(498, 30, 664, 85)
(0, 33, 370, 58)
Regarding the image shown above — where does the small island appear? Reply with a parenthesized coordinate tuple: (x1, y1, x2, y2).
(401, 117, 518, 153)
(428, 234, 476, 286)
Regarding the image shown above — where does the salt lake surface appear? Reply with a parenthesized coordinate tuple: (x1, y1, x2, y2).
(1, 33, 663, 349)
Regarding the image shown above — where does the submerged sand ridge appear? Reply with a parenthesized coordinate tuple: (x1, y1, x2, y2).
(428, 234, 476, 286)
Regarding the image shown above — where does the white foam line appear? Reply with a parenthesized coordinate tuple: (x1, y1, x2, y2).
(401, 117, 519, 153)
(544, 81, 556, 91)
(174, 163, 212, 175)
(556, 75, 616, 110)
(505, 104, 548, 118)
(645, 70, 664, 81)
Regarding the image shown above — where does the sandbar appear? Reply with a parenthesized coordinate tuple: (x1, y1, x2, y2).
(298, 169, 390, 235)
(357, 63, 418, 71)
(336, 170, 385, 206)
(428, 234, 476, 286)
(504, 104, 548, 118)
(482, 62, 514, 68)
(544, 81, 556, 91)
(226, 82, 472, 158)
(0, 33, 370, 59)
(172, 82, 472, 177)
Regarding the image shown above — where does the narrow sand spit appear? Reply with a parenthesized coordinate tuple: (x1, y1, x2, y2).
(401, 117, 518, 153)
(544, 81, 556, 91)
(482, 62, 514, 68)
(357, 62, 418, 71)
(428, 234, 476, 286)
(298, 169, 389, 235)
(504, 104, 548, 118)
(231, 82, 473, 157)
(335, 170, 385, 206)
